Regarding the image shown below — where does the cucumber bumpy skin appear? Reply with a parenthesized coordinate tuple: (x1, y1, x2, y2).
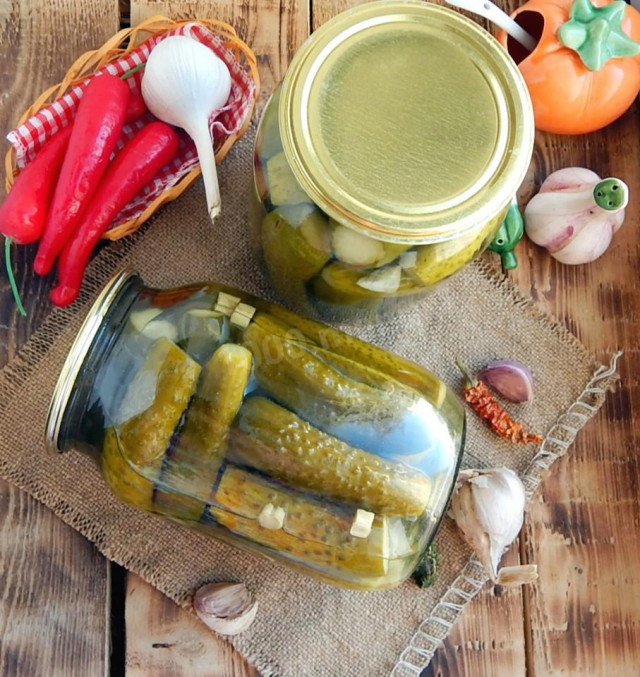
(102, 428, 204, 522)
(115, 337, 201, 469)
(210, 465, 390, 577)
(256, 306, 448, 408)
(231, 397, 431, 516)
(261, 210, 331, 310)
(159, 344, 253, 503)
(241, 318, 414, 428)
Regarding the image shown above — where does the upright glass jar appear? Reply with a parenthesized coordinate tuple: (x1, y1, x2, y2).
(47, 271, 465, 590)
(251, 0, 534, 323)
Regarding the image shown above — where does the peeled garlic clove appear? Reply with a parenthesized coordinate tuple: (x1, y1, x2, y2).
(449, 468, 526, 581)
(331, 222, 385, 266)
(129, 307, 163, 333)
(479, 359, 534, 403)
(356, 265, 402, 293)
(194, 582, 258, 636)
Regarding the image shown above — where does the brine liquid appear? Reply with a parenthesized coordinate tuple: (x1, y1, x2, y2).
(91, 284, 463, 589)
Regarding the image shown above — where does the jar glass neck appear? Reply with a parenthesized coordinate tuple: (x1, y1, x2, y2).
(56, 276, 142, 454)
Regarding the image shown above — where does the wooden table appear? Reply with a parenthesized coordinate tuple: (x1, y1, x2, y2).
(1, 1, 638, 675)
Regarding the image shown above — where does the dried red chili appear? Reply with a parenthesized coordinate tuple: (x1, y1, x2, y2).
(456, 362, 543, 445)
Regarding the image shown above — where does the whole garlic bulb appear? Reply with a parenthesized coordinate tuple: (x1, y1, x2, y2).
(449, 467, 526, 581)
(193, 582, 257, 635)
(524, 167, 628, 264)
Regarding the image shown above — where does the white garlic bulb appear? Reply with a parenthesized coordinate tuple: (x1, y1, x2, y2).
(524, 167, 628, 265)
(449, 467, 526, 581)
(142, 36, 232, 221)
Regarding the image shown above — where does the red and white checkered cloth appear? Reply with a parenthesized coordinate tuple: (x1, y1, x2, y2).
(6, 23, 257, 232)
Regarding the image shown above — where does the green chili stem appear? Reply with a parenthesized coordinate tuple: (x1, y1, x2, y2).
(5, 238, 26, 317)
(121, 62, 146, 80)
(455, 359, 477, 388)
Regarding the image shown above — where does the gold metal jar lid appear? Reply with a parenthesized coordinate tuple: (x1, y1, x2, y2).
(279, 0, 534, 243)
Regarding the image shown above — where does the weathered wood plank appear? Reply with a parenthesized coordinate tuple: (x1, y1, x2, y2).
(510, 115, 640, 675)
(0, 1, 120, 675)
(423, 547, 527, 677)
(126, 574, 258, 677)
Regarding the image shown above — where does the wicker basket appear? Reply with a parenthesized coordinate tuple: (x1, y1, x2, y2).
(4, 16, 260, 241)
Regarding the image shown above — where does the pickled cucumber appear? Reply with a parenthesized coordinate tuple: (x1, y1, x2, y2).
(312, 262, 418, 307)
(102, 428, 155, 511)
(209, 466, 389, 576)
(161, 344, 253, 502)
(256, 91, 283, 161)
(241, 320, 412, 425)
(102, 428, 204, 522)
(408, 214, 502, 287)
(262, 211, 331, 280)
(251, 311, 423, 398)
(265, 152, 309, 205)
(116, 338, 201, 469)
(256, 306, 447, 408)
(231, 397, 431, 516)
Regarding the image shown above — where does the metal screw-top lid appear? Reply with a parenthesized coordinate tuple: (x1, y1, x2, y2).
(279, 0, 534, 243)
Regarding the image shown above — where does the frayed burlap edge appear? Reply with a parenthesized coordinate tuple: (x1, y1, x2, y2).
(391, 352, 621, 677)
(0, 231, 621, 677)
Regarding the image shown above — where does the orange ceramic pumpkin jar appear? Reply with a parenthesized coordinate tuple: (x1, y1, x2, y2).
(499, 0, 640, 134)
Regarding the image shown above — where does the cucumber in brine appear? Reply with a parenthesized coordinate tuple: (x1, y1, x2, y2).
(230, 397, 431, 516)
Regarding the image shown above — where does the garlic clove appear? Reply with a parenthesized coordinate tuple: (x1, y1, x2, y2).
(479, 359, 534, 403)
(496, 564, 538, 587)
(129, 307, 163, 333)
(449, 468, 526, 581)
(356, 265, 402, 293)
(194, 582, 258, 636)
(551, 211, 616, 264)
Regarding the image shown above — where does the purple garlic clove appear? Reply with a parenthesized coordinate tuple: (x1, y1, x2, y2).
(479, 360, 534, 403)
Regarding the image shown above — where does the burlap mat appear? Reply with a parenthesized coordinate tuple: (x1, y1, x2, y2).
(0, 129, 619, 676)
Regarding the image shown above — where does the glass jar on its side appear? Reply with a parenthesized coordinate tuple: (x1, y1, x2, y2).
(47, 271, 465, 590)
(250, 1, 534, 324)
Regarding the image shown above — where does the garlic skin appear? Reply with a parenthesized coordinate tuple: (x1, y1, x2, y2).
(479, 359, 534, 403)
(524, 167, 627, 265)
(449, 467, 526, 581)
(194, 582, 258, 635)
(142, 36, 232, 220)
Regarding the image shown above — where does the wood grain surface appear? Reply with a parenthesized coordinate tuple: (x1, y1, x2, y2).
(0, 2, 119, 676)
(0, 1, 638, 676)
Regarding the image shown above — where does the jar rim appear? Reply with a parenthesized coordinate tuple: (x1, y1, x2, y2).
(279, 0, 534, 244)
(45, 269, 137, 454)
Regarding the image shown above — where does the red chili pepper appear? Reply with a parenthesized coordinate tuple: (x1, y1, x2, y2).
(124, 89, 148, 123)
(0, 93, 145, 248)
(34, 73, 130, 276)
(50, 122, 179, 306)
(0, 127, 73, 245)
(456, 362, 543, 445)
